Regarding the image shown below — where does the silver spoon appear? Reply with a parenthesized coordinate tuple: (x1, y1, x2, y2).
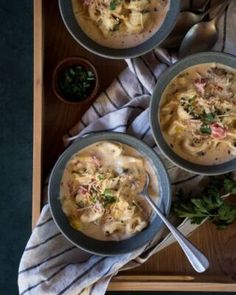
(162, 0, 221, 48)
(140, 173, 209, 273)
(195, 0, 211, 13)
(179, 0, 231, 57)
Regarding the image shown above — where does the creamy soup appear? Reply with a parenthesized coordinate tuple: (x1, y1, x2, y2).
(72, 0, 170, 49)
(60, 141, 159, 241)
(160, 63, 236, 165)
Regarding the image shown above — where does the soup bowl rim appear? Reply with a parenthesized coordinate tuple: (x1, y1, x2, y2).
(150, 51, 236, 175)
(48, 132, 172, 255)
(58, 0, 180, 59)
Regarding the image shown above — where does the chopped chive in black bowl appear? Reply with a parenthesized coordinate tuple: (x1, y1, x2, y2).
(58, 65, 95, 102)
(52, 57, 99, 104)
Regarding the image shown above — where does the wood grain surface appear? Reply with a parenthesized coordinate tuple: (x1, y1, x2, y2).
(42, 0, 125, 179)
(33, 0, 236, 290)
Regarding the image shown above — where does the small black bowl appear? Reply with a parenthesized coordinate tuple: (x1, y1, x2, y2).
(52, 57, 99, 105)
(48, 132, 171, 256)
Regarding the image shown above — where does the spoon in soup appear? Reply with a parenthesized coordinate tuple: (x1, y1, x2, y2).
(140, 173, 209, 273)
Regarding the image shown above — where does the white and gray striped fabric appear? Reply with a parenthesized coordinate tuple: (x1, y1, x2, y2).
(18, 1, 236, 294)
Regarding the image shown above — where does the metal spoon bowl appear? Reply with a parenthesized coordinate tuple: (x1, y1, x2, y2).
(161, 11, 203, 48)
(162, 0, 221, 48)
(140, 173, 209, 273)
(179, 0, 231, 57)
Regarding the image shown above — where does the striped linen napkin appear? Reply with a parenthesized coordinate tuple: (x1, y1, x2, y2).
(18, 1, 236, 294)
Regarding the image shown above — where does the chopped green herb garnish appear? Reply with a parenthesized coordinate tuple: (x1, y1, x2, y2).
(102, 188, 117, 206)
(102, 194, 117, 206)
(91, 196, 97, 203)
(103, 188, 112, 195)
(189, 95, 197, 102)
(110, 0, 118, 10)
(201, 112, 216, 124)
(200, 125, 212, 134)
(97, 174, 105, 180)
(77, 200, 85, 208)
(58, 65, 95, 102)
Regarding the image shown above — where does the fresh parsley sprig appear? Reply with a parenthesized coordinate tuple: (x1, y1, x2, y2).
(200, 125, 212, 135)
(173, 175, 236, 229)
(110, 0, 120, 10)
(101, 188, 117, 207)
(201, 112, 216, 124)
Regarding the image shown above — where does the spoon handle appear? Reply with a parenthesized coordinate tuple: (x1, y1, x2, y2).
(146, 195, 209, 273)
(200, 0, 229, 20)
(196, 0, 211, 14)
(210, 0, 231, 25)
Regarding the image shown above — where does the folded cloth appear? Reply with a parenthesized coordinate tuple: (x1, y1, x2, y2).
(18, 1, 236, 294)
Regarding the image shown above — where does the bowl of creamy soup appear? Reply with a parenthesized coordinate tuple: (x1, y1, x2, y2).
(49, 132, 171, 255)
(150, 52, 236, 175)
(58, 0, 180, 58)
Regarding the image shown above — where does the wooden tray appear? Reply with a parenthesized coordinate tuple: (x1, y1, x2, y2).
(34, 0, 236, 291)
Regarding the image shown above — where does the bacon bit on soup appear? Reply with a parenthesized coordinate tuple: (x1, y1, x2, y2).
(73, 159, 81, 166)
(78, 185, 88, 195)
(211, 123, 227, 139)
(216, 85, 223, 92)
(67, 180, 74, 194)
(194, 78, 207, 96)
(82, 0, 92, 5)
(91, 155, 101, 167)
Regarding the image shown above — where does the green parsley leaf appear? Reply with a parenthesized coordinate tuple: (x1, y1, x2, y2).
(97, 174, 105, 180)
(191, 199, 209, 214)
(103, 188, 112, 195)
(224, 178, 236, 193)
(104, 194, 116, 202)
(173, 175, 236, 229)
(200, 125, 212, 134)
(189, 95, 197, 102)
(201, 112, 216, 124)
(218, 204, 236, 222)
(110, 0, 118, 10)
(232, 187, 236, 194)
(101, 188, 117, 206)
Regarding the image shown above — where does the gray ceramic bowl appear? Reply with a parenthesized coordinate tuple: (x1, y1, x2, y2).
(58, 0, 180, 59)
(49, 132, 171, 256)
(150, 51, 236, 175)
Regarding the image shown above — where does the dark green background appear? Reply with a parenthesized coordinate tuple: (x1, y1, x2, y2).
(0, 0, 32, 294)
(0, 1, 234, 294)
